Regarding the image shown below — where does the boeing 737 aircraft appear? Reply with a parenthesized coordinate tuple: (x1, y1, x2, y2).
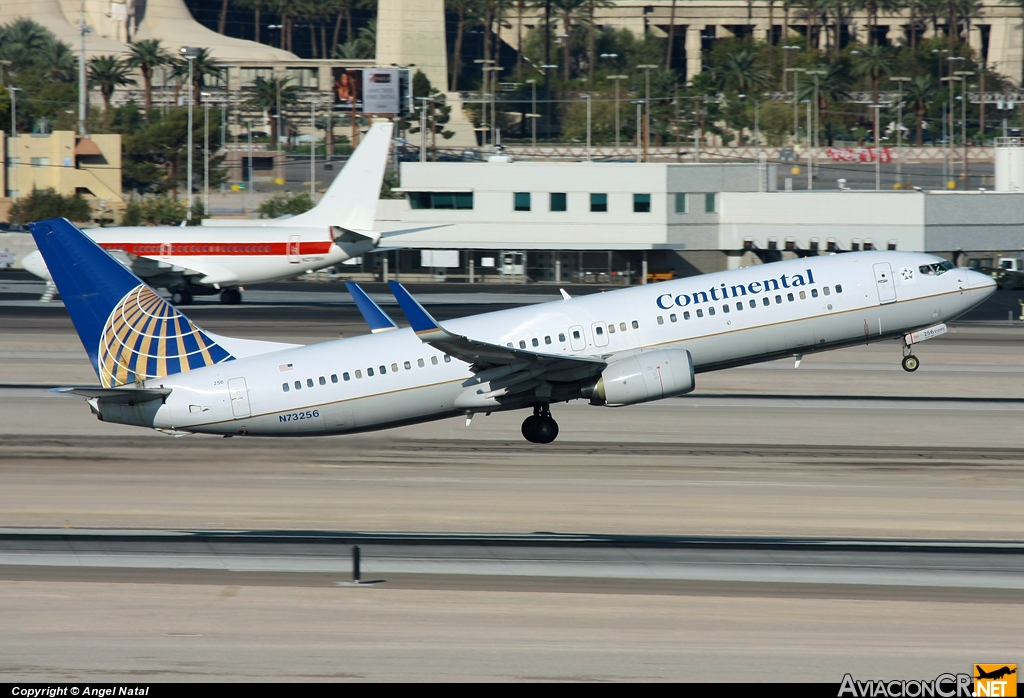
(30, 216, 996, 443)
(21, 123, 395, 305)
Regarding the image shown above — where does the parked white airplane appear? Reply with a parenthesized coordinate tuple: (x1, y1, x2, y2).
(21, 123, 395, 305)
(30, 216, 996, 443)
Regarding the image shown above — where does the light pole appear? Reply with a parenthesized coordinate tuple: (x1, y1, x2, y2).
(246, 121, 255, 217)
(307, 99, 327, 202)
(541, 64, 557, 140)
(956, 70, 974, 189)
(417, 96, 431, 162)
(806, 69, 825, 181)
(786, 68, 805, 146)
(804, 99, 812, 189)
(637, 64, 657, 162)
(890, 76, 911, 187)
(632, 99, 643, 162)
(473, 59, 494, 147)
(941, 75, 957, 187)
(525, 79, 539, 148)
(201, 92, 211, 217)
(868, 104, 883, 191)
(583, 93, 591, 161)
(78, 0, 90, 136)
(781, 45, 800, 91)
(181, 46, 199, 221)
(8, 86, 21, 201)
(607, 74, 628, 149)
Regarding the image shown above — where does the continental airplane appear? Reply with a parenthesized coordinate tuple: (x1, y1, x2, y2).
(21, 123, 395, 306)
(30, 216, 996, 443)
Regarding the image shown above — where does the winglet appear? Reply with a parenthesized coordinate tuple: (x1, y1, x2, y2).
(387, 281, 440, 334)
(345, 282, 399, 333)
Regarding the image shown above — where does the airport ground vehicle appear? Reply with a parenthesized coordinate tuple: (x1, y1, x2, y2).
(967, 256, 1024, 290)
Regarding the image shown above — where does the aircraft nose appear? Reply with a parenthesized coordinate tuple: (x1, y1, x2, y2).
(21, 250, 52, 281)
(967, 269, 997, 300)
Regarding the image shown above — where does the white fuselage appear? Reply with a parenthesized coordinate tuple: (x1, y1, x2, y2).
(111, 252, 995, 436)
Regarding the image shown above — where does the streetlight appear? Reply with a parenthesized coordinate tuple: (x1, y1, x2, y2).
(541, 64, 557, 140)
(78, 0, 91, 136)
(781, 45, 800, 91)
(631, 99, 644, 162)
(955, 70, 974, 189)
(806, 69, 826, 181)
(803, 99, 812, 189)
(181, 46, 200, 221)
(636, 64, 658, 162)
(8, 86, 21, 201)
(201, 92, 212, 217)
(525, 79, 539, 148)
(890, 76, 912, 187)
(786, 68, 805, 146)
(941, 75, 958, 187)
(246, 121, 255, 217)
(868, 104, 883, 191)
(306, 98, 329, 202)
(607, 75, 628, 149)
(474, 59, 494, 147)
(582, 93, 592, 161)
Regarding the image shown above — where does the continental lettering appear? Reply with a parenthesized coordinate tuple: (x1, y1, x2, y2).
(656, 269, 818, 310)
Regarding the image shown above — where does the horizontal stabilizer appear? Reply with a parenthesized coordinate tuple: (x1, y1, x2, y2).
(53, 387, 172, 404)
(345, 282, 399, 333)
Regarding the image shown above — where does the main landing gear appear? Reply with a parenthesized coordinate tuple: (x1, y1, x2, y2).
(220, 288, 242, 305)
(522, 404, 559, 444)
(170, 288, 193, 305)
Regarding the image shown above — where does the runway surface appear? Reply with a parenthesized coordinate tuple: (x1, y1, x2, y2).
(1, 284, 1023, 680)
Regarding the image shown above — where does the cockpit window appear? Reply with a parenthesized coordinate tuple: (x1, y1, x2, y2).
(919, 261, 956, 276)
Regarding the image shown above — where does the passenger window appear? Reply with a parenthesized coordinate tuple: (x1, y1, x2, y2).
(573, 330, 581, 339)
(519, 340, 527, 348)
(775, 295, 782, 304)
(559, 333, 566, 342)
(391, 363, 399, 372)
(355, 370, 362, 379)
(823, 287, 831, 296)
(608, 325, 616, 334)
(762, 297, 770, 306)
(532, 338, 539, 347)
(749, 300, 755, 309)
(683, 311, 690, 320)
(631, 320, 638, 329)
(507, 343, 513, 347)
(696, 309, 704, 318)
(331, 374, 338, 383)
(811, 289, 818, 298)
(367, 368, 374, 376)
(431, 356, 439, 365)
(545, 336, 552, 344)
(404, 361, 411, 370)
(620, 322, 627, 332)
(799, 291, 806, 300)
(343, 372, 350, 381)
(595, 326, 604, 336)
(708, 307, 716, 316)
(722, 304, 730, 313)
(787, 293, 794, 302)
(282, 383, 289, 392)
(417, 359, 425, 368)
(377, 365, 384, 375)
(736, 302, 743, 311)
(670, 313, 677, 322)
(294, 381, 301, 390)
(444, 355, 451, 363)
(306, 378, 314, 388)
(317, 376, 325, 385)
(835, 284, 843, 293)
(657, 316, 664, 325)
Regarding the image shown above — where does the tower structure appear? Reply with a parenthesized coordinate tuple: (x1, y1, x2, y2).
(375, 0, 448, 92)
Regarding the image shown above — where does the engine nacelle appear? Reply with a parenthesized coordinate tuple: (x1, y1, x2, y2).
(586, 348, 695, 406)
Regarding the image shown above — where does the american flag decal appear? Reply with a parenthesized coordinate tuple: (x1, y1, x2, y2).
(279, 363, 293, 372)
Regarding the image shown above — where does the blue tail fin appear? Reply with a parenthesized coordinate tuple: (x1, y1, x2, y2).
(28, 218, 233, 388)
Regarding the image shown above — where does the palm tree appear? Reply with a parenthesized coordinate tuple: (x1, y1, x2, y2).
(172, 49, 225, 106)
(89, 55, 137, 111)
(234, 0, 271, 44)
(585, 0, 614, 89)
(0, 18, 54, 70)
(852, 44, 894, 142)
(551, 0, 587, 81)
(244, 76, 300, 142)
(447, 0, 481, 91)
(797, 62, 850, 143)
(721, 50, 770, 94)
(126, 39, 169, 118)
(905, 74, 934, 144)
(38, 39, 78, 81)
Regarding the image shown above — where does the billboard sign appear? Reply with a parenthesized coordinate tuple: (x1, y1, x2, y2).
(332, 69, 403, 114)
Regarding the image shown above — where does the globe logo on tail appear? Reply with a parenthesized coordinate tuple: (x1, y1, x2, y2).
(98, 285, 233, 388)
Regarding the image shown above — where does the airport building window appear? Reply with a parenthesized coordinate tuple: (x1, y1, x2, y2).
(550, 192, 567, 212)
(633, 193, 651, 213)
(444, 355, 451, 362)
(674, 193, 687, 213)
(590, 193, 608, 212)
(294, 381, 302, 390)
(282, 383, 289, 392)
(407, 192, 474, 210)
(431, 356, 439, 365)
(418, 359, 425, 368)
(307, 378, 314, 387)
(835, 284, 843, 293)
(319, 376, 326, 385)
(514, 192, 531, 211)
(670, 313, 677, 322)
(631, 320, 638, 329)
(787, 293, 794, 302)
(355, 370, 362, 379)
(367, 368, 375, 376)
(657, 316, 664, 325)
(823, 287, 831, 296)
(696, 309, 704, 318)
(705, 193, 717, 213)
(811, 289, 819, 298)
(343, 372, 351, 381)
(404, 361, 411, 370)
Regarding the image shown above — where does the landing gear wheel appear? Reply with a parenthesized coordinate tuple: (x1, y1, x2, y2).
(522, 404, 559, 444)
(170, 289, 193, 305)
(220, 288, 242, 305)
(902, 355, 920, 372)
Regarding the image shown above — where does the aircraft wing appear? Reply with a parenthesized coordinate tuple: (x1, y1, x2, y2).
(127, 254, 240, 286)
(387, 281, 604, 375)
(53, 387, 172, 404)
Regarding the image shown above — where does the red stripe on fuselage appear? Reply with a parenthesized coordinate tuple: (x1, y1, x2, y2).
(98, 242, 334, 256)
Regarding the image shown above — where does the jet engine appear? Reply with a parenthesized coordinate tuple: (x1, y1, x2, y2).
(585, 348, 695, 406)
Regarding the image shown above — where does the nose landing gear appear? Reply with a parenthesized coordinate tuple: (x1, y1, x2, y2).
(522, 403, 559, 444)
(901, 354, 920, 372)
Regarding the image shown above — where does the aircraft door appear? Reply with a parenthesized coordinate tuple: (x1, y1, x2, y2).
(568, 325, 586, 351)
(592, 321, 609, 347)
(160, 242, 172, 260)
(227, 377, 251, 418)
(287, 235, 301, 263)
(873, 263, 897, 304)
